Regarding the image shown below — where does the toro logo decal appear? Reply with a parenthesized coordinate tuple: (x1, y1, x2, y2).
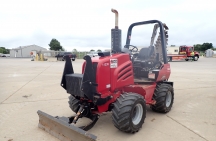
(110, 59, 118, 68)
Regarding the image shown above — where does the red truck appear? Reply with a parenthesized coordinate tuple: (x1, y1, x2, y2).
(167, 45, 199, 62)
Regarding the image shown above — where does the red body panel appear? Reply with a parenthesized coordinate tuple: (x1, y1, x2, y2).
(97, 83, 157, 112)
(156, 63, 171, 81)
(92, 57, 111, 93)
(123, 83, 156, 104)
(109, 54, 134, 92)
(97, 91, 122, 113)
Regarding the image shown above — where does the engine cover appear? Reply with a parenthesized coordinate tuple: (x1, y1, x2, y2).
(86, 53, 134, 93)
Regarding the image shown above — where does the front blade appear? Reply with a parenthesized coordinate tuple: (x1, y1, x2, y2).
(37, 110, 97, 141)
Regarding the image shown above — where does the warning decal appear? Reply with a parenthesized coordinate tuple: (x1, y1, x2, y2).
(110, 59, 118, 68)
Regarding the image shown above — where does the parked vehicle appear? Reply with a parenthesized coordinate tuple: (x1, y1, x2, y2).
(167, 45, 199, 61)
(86, 51, 99, 57)
(0, 54, 10, 57)
(55, 52, 77, 61)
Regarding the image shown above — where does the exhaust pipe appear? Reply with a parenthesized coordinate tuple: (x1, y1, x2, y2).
(111, 8, 122, 53)
(111, 8, 119, 29)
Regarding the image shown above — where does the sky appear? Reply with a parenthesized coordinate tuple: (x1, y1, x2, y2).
(0, 0, 216, 51)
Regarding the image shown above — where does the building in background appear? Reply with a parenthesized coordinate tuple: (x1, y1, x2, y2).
(166, 46, 180, 55)
(205, 49, 214, 57)
(10, 45, 47, 57)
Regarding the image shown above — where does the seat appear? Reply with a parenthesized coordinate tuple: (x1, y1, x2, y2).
(133, 46, 155, 78)
(135, 46, 154, 59)
(134, 46, 154, 63)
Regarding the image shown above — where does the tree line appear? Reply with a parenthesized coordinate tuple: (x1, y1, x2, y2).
(49, 38, 102, 52)
(1, 39, 215, 54)
(50, 38, 215, 52)
(193, 43, 215, 52)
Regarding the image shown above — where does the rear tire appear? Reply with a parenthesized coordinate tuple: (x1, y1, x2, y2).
(68, 95, 80, 113)
(112, 93, 146, 133)
(72, 58, 75, 61)
(151, 83, 174, 113)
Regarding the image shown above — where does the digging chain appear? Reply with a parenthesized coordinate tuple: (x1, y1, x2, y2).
(152, 23, 169, 61)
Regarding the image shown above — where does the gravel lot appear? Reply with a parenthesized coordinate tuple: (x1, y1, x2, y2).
(0, 57, 215, 141)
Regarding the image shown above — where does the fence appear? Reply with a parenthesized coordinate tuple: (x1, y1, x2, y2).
(40, 50, 91, 59)
(75, 52, 89, 59)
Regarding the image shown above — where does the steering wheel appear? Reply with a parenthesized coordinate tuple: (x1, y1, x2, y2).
(124, 44, 138, 52)
(154, 61, 163, 69)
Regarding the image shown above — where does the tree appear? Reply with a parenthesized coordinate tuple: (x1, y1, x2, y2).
(194, 43, 213, 52)
(202, 43, 213, 51)
(194, 44, 202, 51)
(90, 49, 95, 52)
(62, 47, 66, 51)
(72, 49, 78, 53)
(97, 49, 102, 52)
(0, 47, 10, 54)
(48, 38, 63, 51)
(0, 48, 3, 53)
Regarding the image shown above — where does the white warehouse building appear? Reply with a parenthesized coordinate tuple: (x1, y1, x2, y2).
(10, 45, 47, 57)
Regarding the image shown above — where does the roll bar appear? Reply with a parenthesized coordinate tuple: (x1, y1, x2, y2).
(125, 20, 168, 64)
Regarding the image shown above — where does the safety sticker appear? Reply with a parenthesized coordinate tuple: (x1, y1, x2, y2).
(148, 73, 155, 79)
(110, 59, 118, 68)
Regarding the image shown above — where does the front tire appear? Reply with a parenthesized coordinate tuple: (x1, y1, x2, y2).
(72, 58, 75, 61)
(112, 93, 146, 133)
(151, 83, 174, 113)
(194, 55, 199, 61)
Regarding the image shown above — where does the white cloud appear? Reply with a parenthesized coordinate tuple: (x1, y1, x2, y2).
(0, 0, 216, 51)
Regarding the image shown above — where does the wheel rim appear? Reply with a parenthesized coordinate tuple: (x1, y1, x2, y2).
(132, 103, 143, 125)
(166, 91, 172, 107)
(194, 56, 198, 61)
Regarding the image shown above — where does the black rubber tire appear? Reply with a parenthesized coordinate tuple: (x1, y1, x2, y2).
(68, 95, 80, 113)
(112, 93, 146, 133)
(72, 58, 75, 61)
(151, 83, 174, 113)
(185, 59, 189, 61)
(194, 55, 199, 61)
